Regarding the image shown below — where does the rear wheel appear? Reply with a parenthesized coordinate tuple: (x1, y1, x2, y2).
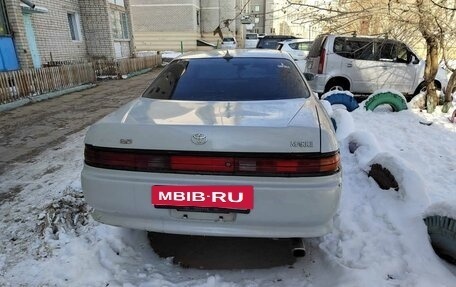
(413, 81, 442, 96)
(325, 78, 350, 93)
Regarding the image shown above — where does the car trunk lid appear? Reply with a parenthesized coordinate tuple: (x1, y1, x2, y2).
(85, 98, 322, 153)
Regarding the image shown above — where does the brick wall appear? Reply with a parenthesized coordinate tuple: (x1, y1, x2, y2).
(79, 0, 115, 59)
(130, 0, 199, 51)
(130, 5, 197, 33)
(28, 0, 89, 64)
(4, 0, 34, 68)
(131, 0, 238, 52)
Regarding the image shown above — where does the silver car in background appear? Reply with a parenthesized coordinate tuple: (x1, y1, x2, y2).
(221, 37, 237, 49)
(305, 34, 448, 95)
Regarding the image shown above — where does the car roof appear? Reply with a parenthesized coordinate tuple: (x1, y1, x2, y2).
(177, 49, 293, 60)
(261, 35, 296, 39)
(323, 34, 387, 40)
(280, 39, 313, 44)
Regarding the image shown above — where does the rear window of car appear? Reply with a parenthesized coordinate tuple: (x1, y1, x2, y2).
(289, 41, 312, 51)
(142, 58, 310, 101)
(223, 37, 235, 42)
(246, 34, 258, 39)
(307, 35, 327, 57)
(257, 36, 295, 49)
(333, 37, 376, 60)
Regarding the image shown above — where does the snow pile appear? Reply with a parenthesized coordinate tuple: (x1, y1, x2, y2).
(332, 109, 354, 140)
(424, 200, 456, 219)
(319, 99, 333, 116)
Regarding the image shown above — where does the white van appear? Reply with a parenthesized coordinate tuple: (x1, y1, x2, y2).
(244, 33, 259, 49)
(305, 34, 448, 95)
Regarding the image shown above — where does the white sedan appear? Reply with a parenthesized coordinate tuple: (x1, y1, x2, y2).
(81, 49, 341, 238)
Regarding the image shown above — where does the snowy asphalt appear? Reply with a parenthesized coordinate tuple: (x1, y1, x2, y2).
(0, 69, 162, 174)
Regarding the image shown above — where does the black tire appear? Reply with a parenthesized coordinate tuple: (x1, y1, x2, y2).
(423, 215, 456, 264)
(413, 81, 442, 96)
(325, 79, 350, 93)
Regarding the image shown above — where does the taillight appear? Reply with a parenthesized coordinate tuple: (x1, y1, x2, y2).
(84, 145, 340, 177)
(236, 155, 340, 174)
(317, 48, 326, 74)
(171, 156, 234, 172)
(84, 147, 168, 171)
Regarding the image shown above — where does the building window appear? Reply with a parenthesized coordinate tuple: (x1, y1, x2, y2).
(108, 0, 124, 7)
(111, 10, 129, 39)
(196, 10, 200, 26)
(254, 5, 260, 12)
(67, 13, 81, 41)
(0, 0, 10, 36)
(254, 17, 260, 24)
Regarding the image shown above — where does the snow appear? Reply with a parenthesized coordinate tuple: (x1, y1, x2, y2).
(320, 90, 355, 100)
(424, 200, 456, 219)
(1, 104, 456, 285)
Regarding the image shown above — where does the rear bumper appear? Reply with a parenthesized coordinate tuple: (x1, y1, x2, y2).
(81, 165, 342, 238)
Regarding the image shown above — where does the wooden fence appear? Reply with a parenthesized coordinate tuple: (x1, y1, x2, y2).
(94, 55, 162, 78)
(0, 55, 162, 105)
(0, 63, 96, 105)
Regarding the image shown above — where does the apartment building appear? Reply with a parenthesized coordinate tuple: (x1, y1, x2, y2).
(0, 0, 133, 71)
(130, 0, 238, 51)
(270, 0, 327, 40)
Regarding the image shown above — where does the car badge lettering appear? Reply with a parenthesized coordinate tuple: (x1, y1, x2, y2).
(120, 139, 132, 144)
(290, 141, 313, 148)
(191, 133, 207, 145)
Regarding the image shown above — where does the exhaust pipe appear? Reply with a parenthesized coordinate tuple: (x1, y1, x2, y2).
(291, 238, 306, 257)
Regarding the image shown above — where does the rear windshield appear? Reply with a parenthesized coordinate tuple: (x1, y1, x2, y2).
(142, 58, 310, 101)
(307, 35, 327, 57)
(223, 37, 235, 42)
(257, 37, 295, 49)
(246, 34, 258, 39)
(289, 41, 312, 51)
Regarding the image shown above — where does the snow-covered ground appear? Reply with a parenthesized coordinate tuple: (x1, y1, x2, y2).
(1, 103, 456, 286)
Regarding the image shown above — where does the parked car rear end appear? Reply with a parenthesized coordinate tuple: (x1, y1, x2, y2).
(221, 37, 237, 49)
(81, 50, 341, 239)
(244, 33, 259, 49)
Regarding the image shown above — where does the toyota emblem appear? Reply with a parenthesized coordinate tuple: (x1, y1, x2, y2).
(191, 133, 207, 145)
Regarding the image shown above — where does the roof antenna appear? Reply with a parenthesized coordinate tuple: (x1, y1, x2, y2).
(223, 50, 233, 61)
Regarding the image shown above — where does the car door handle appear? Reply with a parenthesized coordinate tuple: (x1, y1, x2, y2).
(347, 63, 353, 68)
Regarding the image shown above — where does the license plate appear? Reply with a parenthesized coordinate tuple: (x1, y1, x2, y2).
(151, 185, 254, 210)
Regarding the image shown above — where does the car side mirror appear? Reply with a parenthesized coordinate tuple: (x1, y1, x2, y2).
(304, 73, 314, 81)
(409, 54, 419, 65)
